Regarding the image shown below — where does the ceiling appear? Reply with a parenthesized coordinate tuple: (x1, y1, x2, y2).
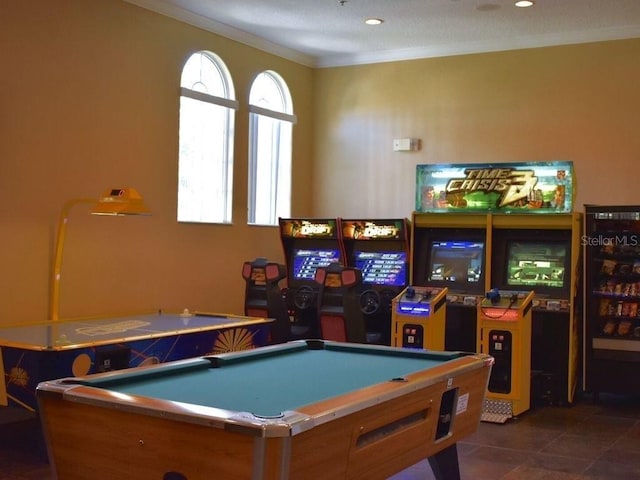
(125, 0, 640, 67)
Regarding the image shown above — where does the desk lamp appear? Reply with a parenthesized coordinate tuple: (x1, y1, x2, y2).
(49, 187, 151, 322)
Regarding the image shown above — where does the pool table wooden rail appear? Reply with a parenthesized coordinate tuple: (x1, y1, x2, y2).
(37, 341, 493, 480)
(37, 350, 491, 438)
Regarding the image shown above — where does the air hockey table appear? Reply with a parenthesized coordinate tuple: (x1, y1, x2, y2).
(0, 311, 272, 412)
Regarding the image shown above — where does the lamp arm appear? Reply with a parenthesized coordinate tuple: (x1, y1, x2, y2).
(49, 198, 97, 322)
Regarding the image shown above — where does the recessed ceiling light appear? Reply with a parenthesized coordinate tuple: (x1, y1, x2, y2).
(365, 18, 383, 26)
(515, 0, 535, 7)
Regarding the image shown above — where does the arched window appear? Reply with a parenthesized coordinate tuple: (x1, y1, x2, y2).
(248, 71, 296, 226)
(178, 51, 238, 223)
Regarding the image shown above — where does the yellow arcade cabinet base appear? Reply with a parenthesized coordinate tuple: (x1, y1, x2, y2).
(392, 286, 448, 350)
(478, 289, 534, 423)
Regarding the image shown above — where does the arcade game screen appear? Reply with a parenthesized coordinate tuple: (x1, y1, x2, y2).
(292, 248, 341, 281)
(353, 251, 408, 287)
(428, 241, 484, 285)
(505, 241, 566, 289)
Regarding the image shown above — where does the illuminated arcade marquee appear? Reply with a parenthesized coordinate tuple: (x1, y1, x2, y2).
(415, 161, 575, 214)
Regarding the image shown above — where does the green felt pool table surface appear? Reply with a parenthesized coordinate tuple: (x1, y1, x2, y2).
(73, 341, 464, 418)
(38, 340, 493, 480)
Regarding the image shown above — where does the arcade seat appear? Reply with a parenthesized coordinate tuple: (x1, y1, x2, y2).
(314, 263, 382, 344)
(241, 258, 311, 344)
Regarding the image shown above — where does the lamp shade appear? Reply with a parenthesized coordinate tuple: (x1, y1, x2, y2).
(90, 187, 151, 216)
(50, 186, 151, 321)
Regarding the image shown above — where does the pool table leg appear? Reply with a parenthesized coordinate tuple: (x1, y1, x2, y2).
(427, 443, 461, 480)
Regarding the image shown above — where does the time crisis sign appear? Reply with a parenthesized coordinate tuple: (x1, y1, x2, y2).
(416, 161, 574, 214)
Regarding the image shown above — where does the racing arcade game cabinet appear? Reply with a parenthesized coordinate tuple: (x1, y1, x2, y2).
(313, 262, 382, 344)
(279, 218, 344, 339)
(342, 219, 410, 345)
(242, 258, 307, 344)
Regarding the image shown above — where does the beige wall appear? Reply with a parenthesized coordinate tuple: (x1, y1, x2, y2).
(0, 0, 313, 324)
(1, 1, 639, 326)
(314, 40, 640, 217)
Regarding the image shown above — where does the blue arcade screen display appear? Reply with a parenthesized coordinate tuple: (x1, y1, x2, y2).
(292, 248, 341, 280)
(354, 251, 408, 287)
(428, 241, 484, 285)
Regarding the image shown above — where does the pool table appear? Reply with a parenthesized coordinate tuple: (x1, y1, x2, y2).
(37, 340, 493, 480)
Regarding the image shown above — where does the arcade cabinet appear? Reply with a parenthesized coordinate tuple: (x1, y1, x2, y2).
(342, 218, 410, 345)
(241, 258, 310, 344)
(314, 263, 381, 344)
(411, 214, 488, 352)
(279, 218, 345, 339)
(391, 286, 448, 350)
(490, 213, 582, 406)
(412, 212, 582, 406)
(477, 289, 534, 423)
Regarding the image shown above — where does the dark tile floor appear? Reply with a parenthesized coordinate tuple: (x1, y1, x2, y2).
(1, 394, 639, 479)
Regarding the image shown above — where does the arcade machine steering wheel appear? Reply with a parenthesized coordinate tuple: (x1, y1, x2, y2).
(359, 290, 381, 315)
(293, 285, 316, 310)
